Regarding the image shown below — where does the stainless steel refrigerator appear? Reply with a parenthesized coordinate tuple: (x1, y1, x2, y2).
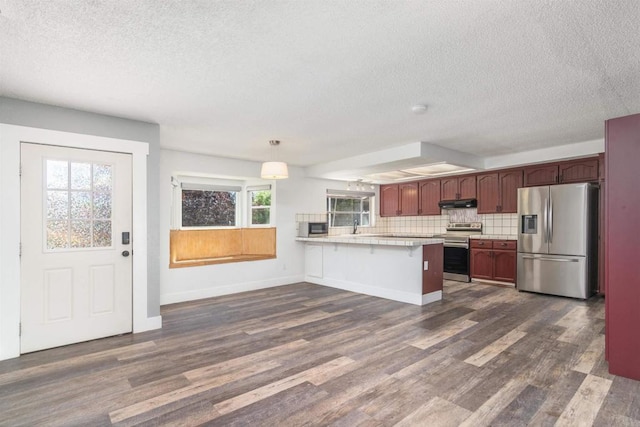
(517, 183, 599, 299)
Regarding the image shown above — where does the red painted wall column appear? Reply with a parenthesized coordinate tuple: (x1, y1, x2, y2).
(605, 112, 640, 380)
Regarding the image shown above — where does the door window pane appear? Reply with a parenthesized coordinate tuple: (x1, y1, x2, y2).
(70, 221, 92, 248)
(70, 162, 91, 190)
(70, 192, 92, 219)
(93, 192, 112, 219)
(93, 221, 112, 247)
(47, 221, 69, 249)
(93, 164, 112, 191)
(47, 190, 68, 219)
(46, 160, 68, 189)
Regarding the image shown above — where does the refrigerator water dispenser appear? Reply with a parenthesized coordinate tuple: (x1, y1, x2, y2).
(521, 215, 537, 234)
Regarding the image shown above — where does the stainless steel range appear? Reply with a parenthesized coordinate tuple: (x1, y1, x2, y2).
(435, 222, 482, 282)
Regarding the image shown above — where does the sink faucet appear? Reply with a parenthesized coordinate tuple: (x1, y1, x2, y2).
(353, 218, 359, 234)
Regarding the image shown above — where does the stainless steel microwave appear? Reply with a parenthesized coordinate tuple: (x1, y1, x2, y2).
(298, 221, 328, 237)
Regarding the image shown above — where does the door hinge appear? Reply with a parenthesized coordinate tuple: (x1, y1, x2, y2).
(19, 163, 22, 177)
(19, 243, 22, 257)
(19, 323, 22, 337)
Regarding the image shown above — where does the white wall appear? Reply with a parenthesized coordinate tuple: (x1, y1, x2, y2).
(159, 149, 336, 304)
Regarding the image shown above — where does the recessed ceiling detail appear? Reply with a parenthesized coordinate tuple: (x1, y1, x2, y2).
(365, 163, 475, 181)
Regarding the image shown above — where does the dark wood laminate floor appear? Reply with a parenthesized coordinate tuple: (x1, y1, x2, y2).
(1, 281, 639, 426)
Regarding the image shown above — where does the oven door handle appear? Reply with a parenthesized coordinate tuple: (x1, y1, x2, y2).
(444, 243, 469, 249)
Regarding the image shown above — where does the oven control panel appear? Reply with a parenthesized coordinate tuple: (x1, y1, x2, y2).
(446, 222, 482, 231)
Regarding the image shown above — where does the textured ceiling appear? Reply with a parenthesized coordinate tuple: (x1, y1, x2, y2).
(1, 1, 639, 168)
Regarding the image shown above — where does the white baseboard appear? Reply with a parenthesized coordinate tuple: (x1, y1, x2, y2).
(306, 276, 437, 306)
(160, 275, 305, 305)
(422, 290, 443, 305)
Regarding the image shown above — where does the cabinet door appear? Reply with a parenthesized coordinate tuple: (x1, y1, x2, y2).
(458, 175, 477, 199)
(418, 179, 441, 215)
(559, 158, 599, 183)
(493, 250, 516, 283)
(399, 182, 419, 216)
(380, 184, 399, 217)
(304, 244, 323, 278)
(470, 248, 493, 280)
(441, 178, 459, 200)
(498, 170, 523, 213)
(523, 164, 558, 187)
(477, 173, 499, 214)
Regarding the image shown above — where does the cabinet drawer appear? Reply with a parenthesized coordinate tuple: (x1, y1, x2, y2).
(471, 240, 492, 248)
(493, 240, 516, 250)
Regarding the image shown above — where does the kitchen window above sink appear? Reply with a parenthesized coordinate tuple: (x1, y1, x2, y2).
(326, 189, 375, 228)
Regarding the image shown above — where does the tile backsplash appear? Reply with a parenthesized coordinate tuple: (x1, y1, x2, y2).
(295, 213, 328, 223)
(296, 209, 518, 237)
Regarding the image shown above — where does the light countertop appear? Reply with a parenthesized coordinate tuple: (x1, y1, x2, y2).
(470, 234, 517, 240)
(296, 234, 444, 247)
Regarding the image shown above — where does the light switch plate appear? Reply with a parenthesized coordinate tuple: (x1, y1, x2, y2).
(423, 261, 429, 271)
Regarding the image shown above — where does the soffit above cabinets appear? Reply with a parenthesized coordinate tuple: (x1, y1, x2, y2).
(304, 139, 606, 184)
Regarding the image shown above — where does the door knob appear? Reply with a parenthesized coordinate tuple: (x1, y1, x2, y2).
(122, 250, 130, 257)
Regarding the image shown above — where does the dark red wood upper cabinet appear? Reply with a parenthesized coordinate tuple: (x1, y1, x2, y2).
(476, 170, 522, 214)
(398, 182, 419, 216)
(498, 170, 523, 213)
(440, 177, 459, 200)
(605, 112, 640, 381)
(476, 173, 500, 214)
(418, 179, 441, 215)
(441, 175, 476, 200)
(379, 184, 399, 217)
(459, 175, 477, 199)
(558, 158, 599, 183)
(523, 164, 559, 187)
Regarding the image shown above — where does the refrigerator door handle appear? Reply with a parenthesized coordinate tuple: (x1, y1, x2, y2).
(521, 256, 579, 262)
(543, 197, 549, 243)
(548, 195, 553, 243)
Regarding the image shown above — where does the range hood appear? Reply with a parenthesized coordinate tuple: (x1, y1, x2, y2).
(438, 198, 478, 209)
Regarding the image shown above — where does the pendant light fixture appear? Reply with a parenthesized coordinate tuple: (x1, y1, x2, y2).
(260, 140, 289, 179)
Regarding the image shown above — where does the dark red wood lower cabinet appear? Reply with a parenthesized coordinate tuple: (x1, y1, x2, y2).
(470, 249, 493, 280)
(470, 240, 516, 284)
(493, 250, 516, 283)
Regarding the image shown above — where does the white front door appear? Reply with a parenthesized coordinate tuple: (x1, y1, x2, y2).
(20, 143, 133, 353)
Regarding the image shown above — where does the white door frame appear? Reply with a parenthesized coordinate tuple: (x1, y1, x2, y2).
(0, 124, 161, 360)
